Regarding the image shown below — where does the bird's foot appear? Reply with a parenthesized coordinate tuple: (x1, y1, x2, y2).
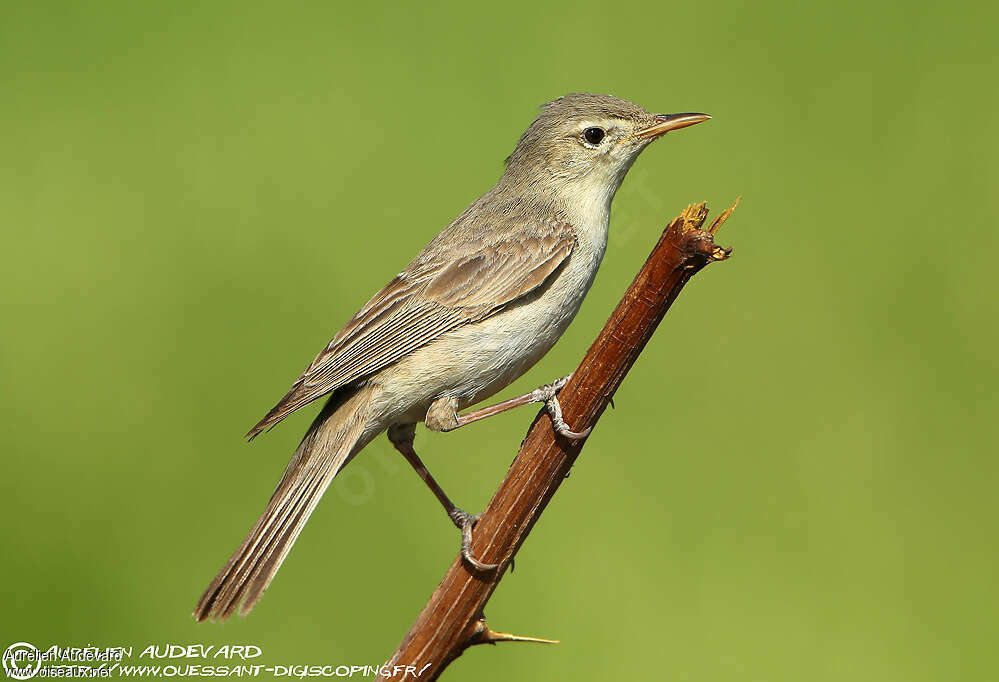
(528, 375, 571, 402)
(448, 508, 499, 572)
(532, 375, 592, 441)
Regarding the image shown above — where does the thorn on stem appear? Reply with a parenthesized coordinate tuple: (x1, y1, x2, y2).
(470, 617, 560, 646)
(481, 629, 560, 645)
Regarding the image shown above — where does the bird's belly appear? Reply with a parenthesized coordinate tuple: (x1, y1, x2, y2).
(374, 251, 601, 423)
(440, 295, 573, 405)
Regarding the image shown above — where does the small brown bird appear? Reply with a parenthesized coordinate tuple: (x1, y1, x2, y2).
(194, 93, 709, 621)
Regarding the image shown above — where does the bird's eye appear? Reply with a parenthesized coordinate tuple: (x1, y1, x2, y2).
(582, 127, 606, 146)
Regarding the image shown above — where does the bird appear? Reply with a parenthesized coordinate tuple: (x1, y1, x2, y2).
(194, 93, 709, 622)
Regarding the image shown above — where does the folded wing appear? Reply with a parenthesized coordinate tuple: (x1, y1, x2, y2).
(246, 219, 576, 438)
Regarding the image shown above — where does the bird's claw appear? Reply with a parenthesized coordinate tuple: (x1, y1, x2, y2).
(537, 376, 591, 441)
(450, 509, 499, 572)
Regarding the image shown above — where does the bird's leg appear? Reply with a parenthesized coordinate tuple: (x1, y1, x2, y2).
(397, 379, 589, 571)
(431, 375, 591, 441)
(387, 423, 498, 572)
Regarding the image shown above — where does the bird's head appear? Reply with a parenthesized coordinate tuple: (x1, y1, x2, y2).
(502, 93, 709, 205)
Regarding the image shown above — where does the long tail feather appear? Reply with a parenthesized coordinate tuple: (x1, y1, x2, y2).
(194, 385, 376, 622)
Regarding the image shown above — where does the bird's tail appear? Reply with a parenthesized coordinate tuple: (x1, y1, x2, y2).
(194, 384, 378, 622)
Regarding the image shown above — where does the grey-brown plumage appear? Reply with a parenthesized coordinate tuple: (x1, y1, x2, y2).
(246, 210, 576, 440)
(194, 94, 709, 622)
(195, 387, 374, 621)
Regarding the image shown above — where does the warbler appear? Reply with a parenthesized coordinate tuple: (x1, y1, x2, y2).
(195, 93, 709, 621)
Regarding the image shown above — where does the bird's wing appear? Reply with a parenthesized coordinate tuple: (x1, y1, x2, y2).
(247, 219, 576, 438)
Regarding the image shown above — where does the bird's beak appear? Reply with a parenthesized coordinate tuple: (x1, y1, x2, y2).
(634, 113, 711, 140)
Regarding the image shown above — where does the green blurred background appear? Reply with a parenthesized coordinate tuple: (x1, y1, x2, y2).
(2, 1, 996, 680)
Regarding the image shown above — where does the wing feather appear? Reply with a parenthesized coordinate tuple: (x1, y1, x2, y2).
(246, 216, 576, 439)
